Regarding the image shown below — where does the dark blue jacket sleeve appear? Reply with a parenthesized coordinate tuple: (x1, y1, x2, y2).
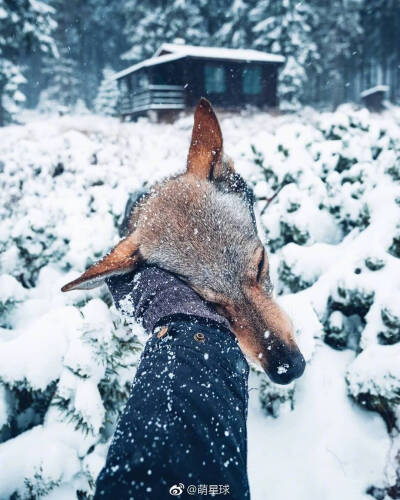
(94, 318, 250, 500)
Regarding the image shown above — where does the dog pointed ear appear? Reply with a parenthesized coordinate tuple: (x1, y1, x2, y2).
(187, 98, 223, 178)
(61, 234, 141, 292)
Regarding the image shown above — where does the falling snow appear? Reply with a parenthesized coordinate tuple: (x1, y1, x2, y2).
(0, 104, 399, 498)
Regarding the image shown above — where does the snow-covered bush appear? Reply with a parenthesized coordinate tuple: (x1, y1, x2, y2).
(239, 104, 400, 497)
(0, 282, 141, 498)
(0, 105, 399, 498)
(258, 372, 295, 418)
(347, 344, 400, 432)
(0, 275, 27, 328)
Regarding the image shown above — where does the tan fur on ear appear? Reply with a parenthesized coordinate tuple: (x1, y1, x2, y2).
(187, 98, 223, 179)
(61, 234, 141, 292)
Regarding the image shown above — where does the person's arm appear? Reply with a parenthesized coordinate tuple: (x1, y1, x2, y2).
(94, 266, 250, 500)
(104, 265, 230, 334)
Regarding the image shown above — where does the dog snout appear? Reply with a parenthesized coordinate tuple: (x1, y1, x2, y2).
(266, 348, 306, 385)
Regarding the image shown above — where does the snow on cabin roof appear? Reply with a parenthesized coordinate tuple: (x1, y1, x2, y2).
(154, 43, 285, 64)
(112, 53, 186, 80)
(113, 43, 285, 80)
(360, 85, 389, 98)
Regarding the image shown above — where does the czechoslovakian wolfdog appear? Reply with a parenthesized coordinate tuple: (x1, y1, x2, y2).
(62, 98, 305, 385)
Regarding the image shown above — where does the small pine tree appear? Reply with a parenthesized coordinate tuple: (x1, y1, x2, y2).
(42, 46, 81, 111)
(94, 67, 119, 116)
(0, 60, 27, 125)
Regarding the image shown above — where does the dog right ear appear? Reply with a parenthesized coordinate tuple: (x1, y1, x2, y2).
(61, 233, 141, 292)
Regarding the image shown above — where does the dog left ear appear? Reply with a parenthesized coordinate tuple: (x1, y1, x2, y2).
(61, 233, 141, 291)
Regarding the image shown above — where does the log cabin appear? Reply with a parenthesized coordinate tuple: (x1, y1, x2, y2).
(112, 42, 284, 121)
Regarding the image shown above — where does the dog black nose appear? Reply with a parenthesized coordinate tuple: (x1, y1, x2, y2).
(266, 349, 306, 385)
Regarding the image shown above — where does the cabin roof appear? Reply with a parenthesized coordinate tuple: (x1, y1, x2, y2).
(360, 85, 389, 98)
(112, 53, 186, 80)
(113, 43, 284, 80)
(154, 43, 285, 64)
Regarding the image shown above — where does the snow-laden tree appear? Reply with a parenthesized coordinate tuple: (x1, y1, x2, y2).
(122, 0, 213, 61)
(42, 0, 127, 108)
(249, 0, 320, 110)
(39, 0, 82, 111)
(0, 60, 26, 124)
(214, 0, 258, 48)
(0, 0, 56, 125)
(311, 0, 364, 108)
(40, 46, 80, 112)
(94, 67, 119, 116)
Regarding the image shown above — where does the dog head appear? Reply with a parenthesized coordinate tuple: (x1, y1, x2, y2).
(62, 99, 305, 384)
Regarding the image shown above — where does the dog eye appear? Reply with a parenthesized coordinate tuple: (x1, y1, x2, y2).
(256, 248, 265, 282)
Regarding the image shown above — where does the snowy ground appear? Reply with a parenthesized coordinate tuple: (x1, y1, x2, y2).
(248, 345, 389, 500)
(0, 106, 399, 499)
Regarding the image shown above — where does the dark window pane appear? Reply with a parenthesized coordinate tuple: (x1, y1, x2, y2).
(243, 66, 262, 95)
(205, 65, 226, 93)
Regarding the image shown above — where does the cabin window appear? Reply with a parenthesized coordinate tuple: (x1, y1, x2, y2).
(204, 65, 226, 94)
(243, 66, 262, 95)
